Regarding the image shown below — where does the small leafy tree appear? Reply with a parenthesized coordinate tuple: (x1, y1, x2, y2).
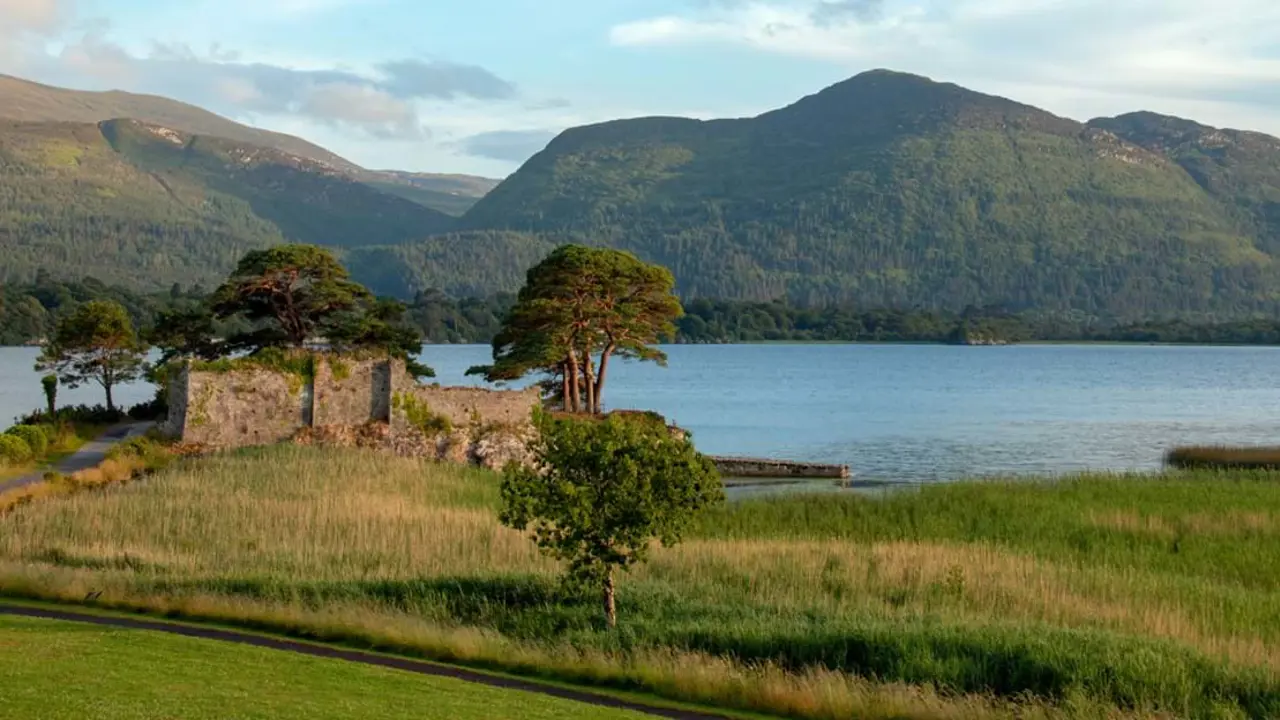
(211, 244, 372, 351)
(500, 412, 723, 627)
(35, 300, 147, 413)
(41, 374, 58, 419)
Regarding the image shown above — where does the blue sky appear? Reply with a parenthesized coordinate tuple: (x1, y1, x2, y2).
(2, 0, 1279, 177)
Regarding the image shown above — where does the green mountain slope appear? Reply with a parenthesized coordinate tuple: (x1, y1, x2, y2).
(0, 118, 455, 288)
(0, 74, 500, 216)
(463, 70, 1279, 317)
(1088, 112, 1280, 254)
(345, 231, 555, 298)
(363, 171, 502, 216)
(0, 73, 359, 173)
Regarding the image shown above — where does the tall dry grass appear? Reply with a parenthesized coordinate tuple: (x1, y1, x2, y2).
(1, 445, 1278, 718)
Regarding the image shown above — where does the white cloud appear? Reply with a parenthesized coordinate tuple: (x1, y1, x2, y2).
(611, 0, 1280, 131)
(297, 81, 422, 138)
(0, 0, 63, 33)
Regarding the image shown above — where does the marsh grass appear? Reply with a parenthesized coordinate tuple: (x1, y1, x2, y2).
(2, 446, 1279, 718)
(1167, 446, 1280, 470)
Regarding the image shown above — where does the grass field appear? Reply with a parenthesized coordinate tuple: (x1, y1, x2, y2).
(0, 614, 651, 720)
(1, 445, 1278, 718)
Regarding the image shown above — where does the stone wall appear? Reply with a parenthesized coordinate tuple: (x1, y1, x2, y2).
(165, 354, 538, 470)
(179, 368, 309, 448)
(312, 357, 392, 427)
(392, 383, 542, 431)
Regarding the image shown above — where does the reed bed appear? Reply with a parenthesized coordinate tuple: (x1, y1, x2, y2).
(1166, 446, 1280, 470)
(2, 445, 1278, 718)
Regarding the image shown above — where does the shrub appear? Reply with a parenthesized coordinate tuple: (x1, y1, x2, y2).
(18, 404, 123, 427)
(127, 394, 168, 421)
(0, 435, 33, 464)
(105, 436, 174, 471)
(4, 425, 49, 457)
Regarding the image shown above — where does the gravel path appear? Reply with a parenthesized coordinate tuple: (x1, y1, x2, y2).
(0, 422, 153, 494)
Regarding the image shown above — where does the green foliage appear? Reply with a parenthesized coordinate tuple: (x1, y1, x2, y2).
(105, 436, 174, 470)
(392, 392, 453, 436)
(5, 424, 50, 456)
(485, 245, 683, 414)
(0, 434, 33, 463)
(18, 404, 123, 426)
(35, 299, 147, 412)
(212, 244, 373, 349)
(344, 232, 556, 299)
(40, 374, 57, 417)
(147, 305, 222, 363)
(461, 70, 1280, 318)
(501, 411, 723, 626)
(0, 117, 453, 290)
(325, 297, 433, 378)
(191, 348, 316, 395)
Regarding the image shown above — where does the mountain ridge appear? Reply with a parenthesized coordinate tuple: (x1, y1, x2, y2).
(457, 69, 1280, 318)
(0, 73, 501, 215)
(5, 68, 1280, 319)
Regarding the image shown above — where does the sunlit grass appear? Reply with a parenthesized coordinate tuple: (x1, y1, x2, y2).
(1, 445, 1278, 718)
(0, 614, 656, 720)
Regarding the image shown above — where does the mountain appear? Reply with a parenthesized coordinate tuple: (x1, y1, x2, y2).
(0, 118, 456, 288)
(1087, 112, 1280, 253)
(0, 74, 500, 216)
(362, 171, 502, 216)
(462, 70, 1280, 318)
(345, 230, 555, 298)
(0, 74, 359, 173)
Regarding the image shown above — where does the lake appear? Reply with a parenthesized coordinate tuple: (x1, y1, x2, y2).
(3, 344, 1280, 483)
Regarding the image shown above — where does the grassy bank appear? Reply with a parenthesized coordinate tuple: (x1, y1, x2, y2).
(0, 613, 653, 720)
(1, 446, 1277, 718)
(0, 422, 109, 482)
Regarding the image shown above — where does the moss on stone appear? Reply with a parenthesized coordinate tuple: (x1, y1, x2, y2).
(392, 392, 453, 437)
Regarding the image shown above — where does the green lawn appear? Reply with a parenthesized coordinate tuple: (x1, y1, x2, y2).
(0, 615, 654, 720)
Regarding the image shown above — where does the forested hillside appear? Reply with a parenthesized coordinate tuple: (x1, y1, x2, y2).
(462, 70, 1280, 318)
(6, 69, 1280, 320)
(0, 118, 454, 288)
(0, 74, 499, 216)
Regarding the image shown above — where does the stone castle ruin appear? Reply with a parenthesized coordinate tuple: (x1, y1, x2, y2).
(163, 355, 540, 470)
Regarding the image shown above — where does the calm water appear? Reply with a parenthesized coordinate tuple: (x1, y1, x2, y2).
(4, 344, 1279, 483)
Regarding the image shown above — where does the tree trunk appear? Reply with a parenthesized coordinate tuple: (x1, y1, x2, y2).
(581, 349, 596, 416)
(561, 361, 573, 413)
(602, 569, 617, 629)
(104, 381, 115, 414)
(566, 353, 581, 413)
(593, 345, 614, 415)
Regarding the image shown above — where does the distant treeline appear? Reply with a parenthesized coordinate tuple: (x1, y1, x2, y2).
(7, 273, 1280, 348)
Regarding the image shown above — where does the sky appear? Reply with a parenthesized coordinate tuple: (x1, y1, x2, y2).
(1, 0, 1279, 178)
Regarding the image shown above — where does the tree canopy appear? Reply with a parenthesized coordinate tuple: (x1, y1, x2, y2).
(477, 245, 682, 413)
(500, 411, 723, 627)
(35, 300, 147, 412)
(211, 244, 374, 350)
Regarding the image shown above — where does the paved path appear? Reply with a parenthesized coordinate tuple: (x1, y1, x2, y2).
(0, 422, 153, 494)
(0, 604, 731, 720)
